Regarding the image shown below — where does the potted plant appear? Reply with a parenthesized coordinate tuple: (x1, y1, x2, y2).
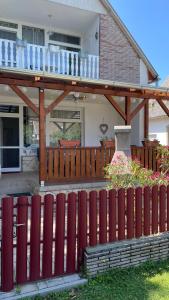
(59, 139, 81, 148)
(100, 136, 115, 148)
(142, 138, 160, 147)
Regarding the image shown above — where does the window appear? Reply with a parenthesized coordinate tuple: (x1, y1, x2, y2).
(0, 105, 19, 113)
(23, 107, 39, 147)
(50, 110, 80, 120)
(0, 29, 16, 41)
(22, 25, 44, 46)
(49, 108, 83, 146)
(0, 20, 18, 29)
(49, 32, 80, 46)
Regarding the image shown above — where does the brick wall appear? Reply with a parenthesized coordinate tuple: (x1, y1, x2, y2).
(84, 233, 169, 277)
(99, 14, 140, 84)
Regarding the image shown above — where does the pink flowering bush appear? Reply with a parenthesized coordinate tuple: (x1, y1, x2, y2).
(105, 154, 169, 189)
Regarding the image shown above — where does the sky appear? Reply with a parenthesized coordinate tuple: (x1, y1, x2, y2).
(110, 0, 169, 84)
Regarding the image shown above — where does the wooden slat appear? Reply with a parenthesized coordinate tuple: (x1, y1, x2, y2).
(91, 148, 96, 177)
(109, 189, 116, 242)
(96, 148, 101, 177)
(65, 149, 70, 178)
(89, 191, 97, 246)
(1, 197, 14, 292)
(30, 195, 41, 281)
(86, 148, 91, 177)
(66, 193, 76, 273)
(55, 193, 65, 275)
(76, 148, 80, 177)
(81, 148, 86, 177)
(59, 149, 64, 178)
(78, 191, 87, 270)
(54, 149, 59, 179)
(48, 149, 54, 180)
(70, 149, 75, 178)
(99, 190, 107, 244)
(16, 196, 28, 284)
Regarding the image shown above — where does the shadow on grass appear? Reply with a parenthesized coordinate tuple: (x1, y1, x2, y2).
(34, 259, 169, 300)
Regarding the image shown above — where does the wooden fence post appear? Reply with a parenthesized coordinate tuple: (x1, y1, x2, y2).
(1, 197, 14, 292)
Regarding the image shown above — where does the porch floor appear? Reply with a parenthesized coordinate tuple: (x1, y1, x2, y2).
(0, 172, 110, 196)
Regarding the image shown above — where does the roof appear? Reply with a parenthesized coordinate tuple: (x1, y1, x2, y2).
(150, 76, 169, 118)
(100, 0, 159, 82)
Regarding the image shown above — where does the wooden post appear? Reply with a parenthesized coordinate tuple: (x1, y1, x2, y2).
(125, 96, 131, 125)
(144, 101, 149, 139)
(39, 88, 46, 185)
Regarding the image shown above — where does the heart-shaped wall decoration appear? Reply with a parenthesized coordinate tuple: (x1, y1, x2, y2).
(99, 123, 108, 135)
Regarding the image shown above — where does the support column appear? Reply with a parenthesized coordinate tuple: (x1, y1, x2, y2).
(125, 96, 131, 125)
(144, 101, 149, 139)
(39, 88, 46, 186)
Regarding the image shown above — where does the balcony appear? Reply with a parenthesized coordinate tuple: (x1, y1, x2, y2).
(0, 38, 99, 79)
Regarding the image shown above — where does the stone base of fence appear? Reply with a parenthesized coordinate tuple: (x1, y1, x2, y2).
(84, 232, 169, 277)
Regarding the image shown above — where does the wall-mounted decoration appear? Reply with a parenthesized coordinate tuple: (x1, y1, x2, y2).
(99, 123, 108, 135)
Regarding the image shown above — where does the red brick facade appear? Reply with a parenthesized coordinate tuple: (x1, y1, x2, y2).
(99, 14, 140, 84)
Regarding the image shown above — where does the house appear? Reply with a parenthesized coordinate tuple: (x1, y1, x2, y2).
(0, 0, 169, 194)
(149, 77, 169, 145)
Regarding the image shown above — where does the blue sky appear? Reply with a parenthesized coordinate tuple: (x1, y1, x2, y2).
(110, 0, 169, 84)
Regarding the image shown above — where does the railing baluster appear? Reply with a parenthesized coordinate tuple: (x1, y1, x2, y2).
(0, 40, 2, 66)
(57, 50, 60, 73)
(88, 55, 91, 78)
(42, 47, 46, 71)
(71, 52, 74, 76)
(4, 40, 8, 67)
(75, 53, 78, 76)
(37, 46, 40, 71)
(32, 45, 35, 70)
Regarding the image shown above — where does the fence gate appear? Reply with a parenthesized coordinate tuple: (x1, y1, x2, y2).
(1, 194, 82, 292)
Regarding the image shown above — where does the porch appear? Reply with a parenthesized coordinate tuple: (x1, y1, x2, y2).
(0, 70, 169, 189)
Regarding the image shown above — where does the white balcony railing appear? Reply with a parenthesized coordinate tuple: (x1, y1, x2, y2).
(0, 39, 99, 79)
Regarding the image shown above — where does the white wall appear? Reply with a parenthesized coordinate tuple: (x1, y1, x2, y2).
(48, 0, 107, 14)
(149, 117, 169, 145)
(82, 16, 100, 56)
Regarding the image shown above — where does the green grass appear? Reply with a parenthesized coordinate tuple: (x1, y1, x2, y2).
(34, 259, 169, 300)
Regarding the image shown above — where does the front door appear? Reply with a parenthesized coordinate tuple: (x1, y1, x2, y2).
(0, 116, 20, 172)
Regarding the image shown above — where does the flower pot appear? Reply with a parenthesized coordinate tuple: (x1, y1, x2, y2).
(59, 139, 80, 148)
(142, 140, 159, 148)
(100, 140, 115, 148)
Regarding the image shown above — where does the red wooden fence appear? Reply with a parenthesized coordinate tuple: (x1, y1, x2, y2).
(1, 184, 169, 291)
(45, 146, 159, 182)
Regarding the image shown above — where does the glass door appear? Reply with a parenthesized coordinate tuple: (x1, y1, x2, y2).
(0, 116, 20, 172)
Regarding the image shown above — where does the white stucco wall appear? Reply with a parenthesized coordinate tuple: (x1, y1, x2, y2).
(82, 16, 100, 56)
(149, 117, 169, 145)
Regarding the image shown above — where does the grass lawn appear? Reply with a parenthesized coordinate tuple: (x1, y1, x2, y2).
(34, 259, 169, 300)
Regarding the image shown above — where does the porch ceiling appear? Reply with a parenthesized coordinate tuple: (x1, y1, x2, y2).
(0, 0, 97, 33)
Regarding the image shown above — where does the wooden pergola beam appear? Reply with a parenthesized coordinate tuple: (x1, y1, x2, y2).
(125, 96, 131, 125)
(144, 101, 149, 139)
(156, 99, 169, 117)
(105, 95, 126, 121)
(130, 99, 147, 121)
(9, 85, 39, 115)
(39, 88, 46, 184)
(45, 89, 71, 115)
(1, 77, 169, 100)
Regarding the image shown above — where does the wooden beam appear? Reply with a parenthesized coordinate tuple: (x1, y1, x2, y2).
(9, 85, 39, 114)
(130, 99, 147, 121)
(1, 77, 169, 100)
(156, 99, 169, 117)
(45, 89, 71, 115)
(144, 101, 149, 139)
(125, 96, 131, 125)
(39, 88, 46, 184)
(105, 95, 126, 121)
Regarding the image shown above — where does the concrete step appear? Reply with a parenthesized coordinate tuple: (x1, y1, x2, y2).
(0, 274, 88, 300)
